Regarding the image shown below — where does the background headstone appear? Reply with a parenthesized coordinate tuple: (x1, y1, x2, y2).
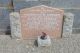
(0, 0, 13, 34)
(13, 0, 80, 12)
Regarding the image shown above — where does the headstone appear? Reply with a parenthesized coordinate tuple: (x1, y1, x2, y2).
(63, 12, 74, 37)
(20, 5, 64, 39)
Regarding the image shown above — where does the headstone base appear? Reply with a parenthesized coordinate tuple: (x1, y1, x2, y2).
(37, 36, 51, 47)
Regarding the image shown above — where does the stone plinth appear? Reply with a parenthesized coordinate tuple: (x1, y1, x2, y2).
(63, 12, 74, 37)
(9, 12, 22, 38)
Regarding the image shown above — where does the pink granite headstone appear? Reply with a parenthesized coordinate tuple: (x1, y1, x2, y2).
(20, 5, 64, 39)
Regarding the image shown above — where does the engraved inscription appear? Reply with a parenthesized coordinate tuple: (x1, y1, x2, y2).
(20, 5, 64, 39)
(25, 14, 60, 29)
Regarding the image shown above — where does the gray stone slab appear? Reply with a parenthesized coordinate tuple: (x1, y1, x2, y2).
(0, 0, 11, 7)
(13, 1, 41, 12)
(13, 0, 80, 12)
(0, 8, 10, 33)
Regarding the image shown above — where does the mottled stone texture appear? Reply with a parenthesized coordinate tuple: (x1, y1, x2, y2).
(9, 12, 22, 38)
(63, 13, 74, 37)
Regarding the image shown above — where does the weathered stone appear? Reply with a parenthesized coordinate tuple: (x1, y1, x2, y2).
(63, 12, 74, 37)
(9, 12, 22, 39)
